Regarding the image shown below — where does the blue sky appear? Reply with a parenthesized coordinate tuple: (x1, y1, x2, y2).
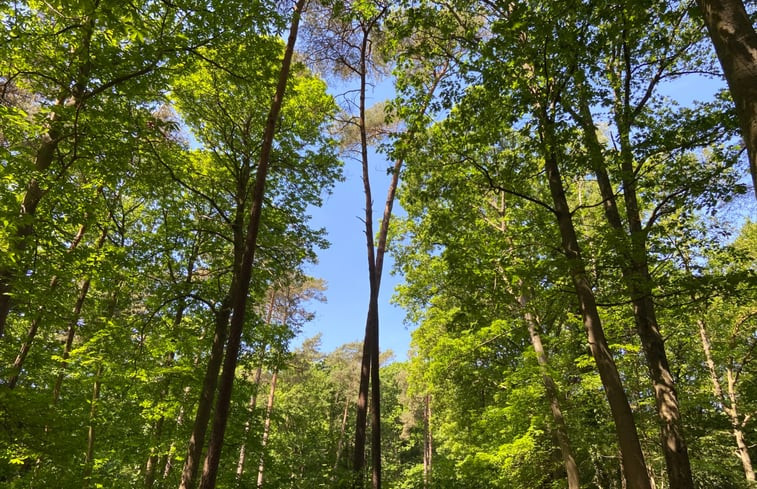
(299, 154, 412, 361)
(296, 79, 413, 361)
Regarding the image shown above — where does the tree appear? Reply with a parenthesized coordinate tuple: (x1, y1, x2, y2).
(696, 0, 757, 197)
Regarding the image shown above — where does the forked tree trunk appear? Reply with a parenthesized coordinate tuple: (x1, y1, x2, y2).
(572, 94, 692, 488)
(196, 3, 306, 488)
(540, 116, 651, 489)
(256, 370, 278, 489)
(352, 12, 383, 484)
(696, 0, 757, 198)
(178, 299, 232, 489)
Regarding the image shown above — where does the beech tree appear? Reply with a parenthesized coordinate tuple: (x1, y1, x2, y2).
(696, 0, 757, 197)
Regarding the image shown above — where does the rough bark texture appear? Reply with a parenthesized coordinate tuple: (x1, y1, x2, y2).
(697, 0, 757, 198)
(195, 3, 306, 487)
(541, 134, 651, 489)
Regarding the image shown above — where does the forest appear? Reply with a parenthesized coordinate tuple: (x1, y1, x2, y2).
(1, 0, 756, 488)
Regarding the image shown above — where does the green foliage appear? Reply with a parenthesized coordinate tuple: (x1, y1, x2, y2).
(2, 1, 755, 488)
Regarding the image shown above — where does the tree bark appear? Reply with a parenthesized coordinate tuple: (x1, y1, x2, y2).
(541, 124, 651, 489)
(573, 94, 693, 488)
(83, 363, 103, 489)
(195, 3, 306, 487)
(696, 0, 757, 198)
(698, 318, 755, 482)
(423, 393, 432, 489)
(334, 397, 351, 471)
(0, 11, 96, 336)
(521, 300, 580, 489)
(178, 299, 232, 489)
(237, 364, 264, 479)
(145, 416, 165, 489)
(256, 370, 278, 489)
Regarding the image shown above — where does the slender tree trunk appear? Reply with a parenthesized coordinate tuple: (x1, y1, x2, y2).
(51, 277, 93, 400)
(540, 119, 651, 489)
(83, 363, 103, 489)
(237, 364, 264, 479)
(239, 291, 276, 479)
(7, 222, 89, 387)
(423, 394, 432, 489)
(0, 12, 96, 336)
(616, 97, 693, 487)
(164, 387, 190, 481)
(256, 370, 278, 489)
(520, 298, 580, 489)
(353, 17, 380, 483)
(696, 0, 757, 198)
(335, 397, 351, 471)
(196, 4, 306, 487)
(728, 368, 756, 484)
(145, 416, 166, 489)
(369, 310, 381, 489)
(698, 319, 756, 482)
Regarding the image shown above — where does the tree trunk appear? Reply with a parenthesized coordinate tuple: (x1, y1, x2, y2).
(237, 364, 264, 479)
(334, 397, 351, 471)
(370, 311, 381, 489)
(0, 11, 96, 336)
(256, 370, 278, 489)
(7, 222, 89, 387)
(698, 319, 756, 482)
(573, 94, 693, 488)
(83, 363, 103, 489)
(541, 126, 651, 489)
(696, 0, 757, 198)
(423, 393, 432, 489)
(163, 387, 191, 481)
(51, 276, 93, 400)
(195, 3, 306, 487)
(727, 357, 756, 483)
(145, 416, 165, 489)
(178, 299, 232, 489)
(616, 97, 693, 488)
(521, 299, 580, 489)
